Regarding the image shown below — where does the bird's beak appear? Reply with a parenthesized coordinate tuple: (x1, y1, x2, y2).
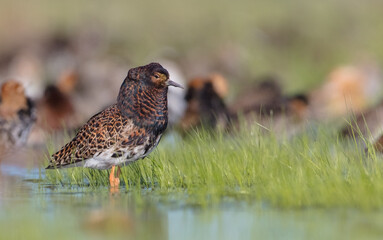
(167, 80, 184, 89)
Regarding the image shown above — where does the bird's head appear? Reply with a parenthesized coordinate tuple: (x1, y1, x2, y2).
(118, 63, 183, 126)
(127, 62, 183, 89)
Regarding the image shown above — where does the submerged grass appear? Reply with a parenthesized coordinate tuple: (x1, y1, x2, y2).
(43, 124, 383, 210)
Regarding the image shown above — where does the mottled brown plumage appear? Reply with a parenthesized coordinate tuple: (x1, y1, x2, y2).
(48, 104, 155, 169)
(46, 62, 182, 171)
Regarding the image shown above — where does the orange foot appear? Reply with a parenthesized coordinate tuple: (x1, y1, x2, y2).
(109, 165, 121, 193)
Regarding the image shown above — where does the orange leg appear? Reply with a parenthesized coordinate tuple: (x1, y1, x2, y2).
(109, 165, 121, 192)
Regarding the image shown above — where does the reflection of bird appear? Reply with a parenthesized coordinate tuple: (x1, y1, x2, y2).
(180, 74, 230, 132)
(0, 80, 36, 147)
(46, 63, 183, 190)
(83, 210, 134, 235)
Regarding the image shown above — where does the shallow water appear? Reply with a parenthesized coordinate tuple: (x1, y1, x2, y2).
(1, 150, 383, 240)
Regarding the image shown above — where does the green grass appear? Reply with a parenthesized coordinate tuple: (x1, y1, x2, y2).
(43, 123, 383, 210)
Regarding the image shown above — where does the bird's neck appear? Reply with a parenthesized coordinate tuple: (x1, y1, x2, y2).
(117, 80, 168, 132)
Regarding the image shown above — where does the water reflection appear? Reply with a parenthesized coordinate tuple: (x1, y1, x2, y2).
(0, 168, 169, 240)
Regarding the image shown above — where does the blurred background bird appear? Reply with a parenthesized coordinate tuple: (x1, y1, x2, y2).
(26, 70, 79, 146)
(0, 80, 36, 153)
(340, 101, 383, 142)
(39, 69, 78, 130)
(229, 76, 283, 118)
(179, 73, 230, 133)
(309, 64, 382, 121)
(227, 77, 310, 136)
(0, 0, 381, 168)
(37, 84, 75, 131)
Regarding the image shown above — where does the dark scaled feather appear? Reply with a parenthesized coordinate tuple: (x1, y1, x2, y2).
(117, 64, 169, 130)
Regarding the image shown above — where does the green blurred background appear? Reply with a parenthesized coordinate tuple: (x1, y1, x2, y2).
(1, 0, 383, 94)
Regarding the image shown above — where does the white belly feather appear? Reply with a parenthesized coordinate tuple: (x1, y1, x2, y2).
(82, 135, 162, 170)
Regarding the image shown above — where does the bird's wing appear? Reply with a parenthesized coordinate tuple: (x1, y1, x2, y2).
(46, 104, 134, 169)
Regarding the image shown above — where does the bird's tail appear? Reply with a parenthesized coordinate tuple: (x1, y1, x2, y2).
(45, 139, 78, 169)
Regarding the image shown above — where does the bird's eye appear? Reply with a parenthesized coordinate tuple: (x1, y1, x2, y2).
(154, 74, 160, 79)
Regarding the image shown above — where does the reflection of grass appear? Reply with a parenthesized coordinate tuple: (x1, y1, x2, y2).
(43, 124, 383, 210)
